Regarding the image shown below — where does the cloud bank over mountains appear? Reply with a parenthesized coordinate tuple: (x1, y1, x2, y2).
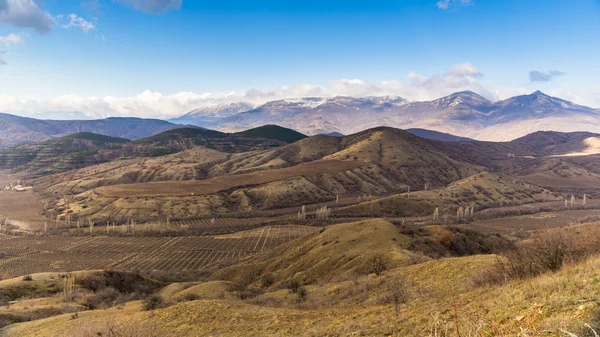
(0, 62, 598, 120)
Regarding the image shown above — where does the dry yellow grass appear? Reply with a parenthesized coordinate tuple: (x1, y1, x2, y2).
(35, 147, 229, 195)
(2, 219, 600, 336)
(212, 218, 424, 286)
(5, 252, 600, 336)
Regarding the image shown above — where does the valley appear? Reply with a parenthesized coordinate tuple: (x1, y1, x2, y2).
(2, 125, 600, 336)
(2, 1, 597, 334)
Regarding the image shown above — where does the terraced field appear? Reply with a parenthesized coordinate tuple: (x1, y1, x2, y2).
(0, 225, 318, 278)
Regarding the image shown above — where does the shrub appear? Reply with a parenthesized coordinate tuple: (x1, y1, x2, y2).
(285, 279, 301, 294)
(22, 275, 33, 281)
(142, 295, 164, 311)
(379, 275, 408, 319)
(81, 287, 120, 310)
(367, 253, 389, 276)
(473, 229, 593, 286)
(260, 273, 275, 288)
(297, 286, 308, 302)
(79, 271, 161, 295)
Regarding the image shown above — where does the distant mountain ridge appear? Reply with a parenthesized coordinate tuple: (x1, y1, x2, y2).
(4, 91, 600, 147)
(0, 113, 189, 149)
(0, 125, 307, 177)
(171, 91, 600, 141)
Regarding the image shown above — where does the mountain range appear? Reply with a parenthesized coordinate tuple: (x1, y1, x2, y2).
(170, 91, 600, 141)
(1, 91, 599, 148)
(0, 113, 188, 149)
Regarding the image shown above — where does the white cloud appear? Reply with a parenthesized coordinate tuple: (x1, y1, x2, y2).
(0, 0, 55, 33)
(0, 32, 25, 64)
(436, 0, 473, 10)
(61, 14, 95, 32)
(529, 70, 566, 82)
(0, 32, 24, 46)
(113, 0, 182, 13)
(0, 62, 598, 120)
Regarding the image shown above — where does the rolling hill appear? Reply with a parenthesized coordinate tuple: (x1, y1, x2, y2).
(339, 172, 559, 217)
(42, 127, 487, 221)
(2, 219, 597, 337)
(0, 133, 130, 177)
(0, 125, 305, 179)
(511, 130, 600, 157)
(111, 126, 303, 158)
(29, 125, 600, 222)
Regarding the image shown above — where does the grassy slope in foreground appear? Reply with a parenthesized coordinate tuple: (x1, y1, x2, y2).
(0, 219, 598, 336)
(3, 251, 600, 336)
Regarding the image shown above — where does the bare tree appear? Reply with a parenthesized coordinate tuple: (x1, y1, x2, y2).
(298, 205, 307, 220)
(368, 253, 389, 276)
(584, 194, 587, 206)
(316, 206, 331, 219)
(456, 207, 464, 220)
(571, 195, 576, 207)
(432, 207, 439, 222)
(386, 275, 408, 320)
(63, 274, 75, 301)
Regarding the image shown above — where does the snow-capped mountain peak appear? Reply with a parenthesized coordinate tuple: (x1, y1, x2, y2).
(182, 102, 256, 118)
(172, 91, 600, 141)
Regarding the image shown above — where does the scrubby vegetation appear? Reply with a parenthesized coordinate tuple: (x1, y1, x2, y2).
(474, 225, 600, 286)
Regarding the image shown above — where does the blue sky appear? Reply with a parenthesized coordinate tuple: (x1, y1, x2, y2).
(0, 0, 599, 119)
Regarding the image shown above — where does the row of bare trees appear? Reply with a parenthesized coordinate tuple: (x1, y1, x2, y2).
(431, 205, 476, 223)
(565, 194, 587, 207)
(298, 205, 331, 220)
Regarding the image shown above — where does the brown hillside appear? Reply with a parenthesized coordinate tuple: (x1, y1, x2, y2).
(339, 172, 559, 217)
(45, 127, 489, 221)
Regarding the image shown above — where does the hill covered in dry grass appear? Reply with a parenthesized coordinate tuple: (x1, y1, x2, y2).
(17, 126, 600, 225)
(42, 127, 488, 221)
(3, 219, 600, 337)
(339, 172, 560, 218)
